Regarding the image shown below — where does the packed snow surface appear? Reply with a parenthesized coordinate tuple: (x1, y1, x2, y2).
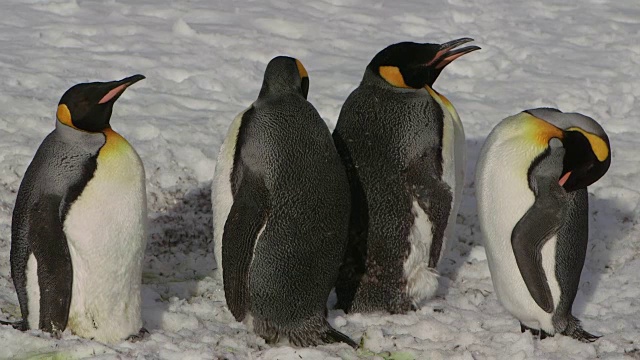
(0, 0, 639, 359)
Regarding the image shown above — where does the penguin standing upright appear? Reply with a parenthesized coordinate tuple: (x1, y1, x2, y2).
(212, 56, 355, 347)
(4, 75, 148, 343)
(333, 39, 480, 313)
(476, 108, 611, 341)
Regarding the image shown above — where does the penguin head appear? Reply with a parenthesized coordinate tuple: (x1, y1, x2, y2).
(258, 56, 309, 99)
(56, 74, 145, 132)
(367, 38, 480, 89)
(525, 108, 611, 192)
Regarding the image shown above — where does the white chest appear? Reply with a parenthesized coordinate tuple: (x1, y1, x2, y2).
(63, 130, 146, 343)
(477, 152, 561, 333)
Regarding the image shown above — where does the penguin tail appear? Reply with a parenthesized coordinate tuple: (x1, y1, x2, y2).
(256, 316, 358, 348)
(562, 316, 600, 343)
(0, 319, 27, 331)
(320, 327, 358, 348)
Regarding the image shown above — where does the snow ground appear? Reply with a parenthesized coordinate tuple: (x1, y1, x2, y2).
(0, 0, 639, 359)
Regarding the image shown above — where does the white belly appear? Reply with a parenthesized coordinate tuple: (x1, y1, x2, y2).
(404, 201, 438, 305)
(477, 153, 561, 333)
(26, 254, 40, 330)
(63, 132, 146, 343)
(212, 109, 248, 279)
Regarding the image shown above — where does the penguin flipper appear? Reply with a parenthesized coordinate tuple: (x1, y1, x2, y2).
(222, 171, 269, 322)
(9, 199, 33, 328)
(332, 131, 368, 312)
(511, 188, 565, 314)
(26, 195, 73, 332)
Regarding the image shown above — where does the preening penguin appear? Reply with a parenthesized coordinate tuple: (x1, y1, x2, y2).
(4, 75, 148, 343)
(333, 39, 480, 313)
(476, 108, 611, 342)
(212, 56, 355, 347)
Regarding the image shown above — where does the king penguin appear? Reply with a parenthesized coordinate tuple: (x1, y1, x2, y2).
(3, 75, 148, 343)
(212, 56, 356, 347)
(333, 39, 480, 313)
(476, 108, 611, 341)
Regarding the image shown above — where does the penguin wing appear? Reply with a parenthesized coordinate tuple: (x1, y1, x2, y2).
(222, 170, 270, 322)
(406, 156, 453, 268)
(12, 192, 73, 331)
(9, 191, 33, 327)
(511, 187, 565, 313)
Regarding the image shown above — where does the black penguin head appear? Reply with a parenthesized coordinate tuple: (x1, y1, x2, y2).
(526, 108, 611, 192)
(367, 38, 480, 89)
(56, 74, 145, 132)
(258, 56, 309, 99)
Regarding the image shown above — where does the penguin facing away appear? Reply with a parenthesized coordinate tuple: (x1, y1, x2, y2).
(212, 56, 356, 347)
(3, 75, 148, 343)
(333, 39, 480, 313)
(476, 108, 611, 341)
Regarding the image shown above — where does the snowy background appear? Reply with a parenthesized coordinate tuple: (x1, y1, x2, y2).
(0, 0, 638, 359)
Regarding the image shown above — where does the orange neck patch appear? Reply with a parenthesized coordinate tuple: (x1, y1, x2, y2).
(100, 128, 131, 158)
(425, 86, 456, 116)
(57, 104, 77, 129)
(523, 113, 564, 147)
(379, 66, 411, 88)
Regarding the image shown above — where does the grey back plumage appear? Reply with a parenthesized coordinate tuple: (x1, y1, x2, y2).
(222, 56, 353, 347)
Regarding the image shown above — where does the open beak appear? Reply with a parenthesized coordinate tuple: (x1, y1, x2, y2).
(427, 38, 481, 69)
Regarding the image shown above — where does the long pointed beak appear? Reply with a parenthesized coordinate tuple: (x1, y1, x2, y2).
(427, 38, 481, 69)
(98, 74, 145, 104)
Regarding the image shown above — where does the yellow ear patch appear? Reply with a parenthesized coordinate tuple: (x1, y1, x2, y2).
(379, 66, 411, 88)
(57, 104, 76, 128)
(295, 59, 308, 79)
(522, 113, 564, 147)
(567, 127, 609, 161)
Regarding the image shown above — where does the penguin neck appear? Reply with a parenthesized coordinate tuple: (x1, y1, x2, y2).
(54, 120, 107, 150)
(258, 82, 304, 100)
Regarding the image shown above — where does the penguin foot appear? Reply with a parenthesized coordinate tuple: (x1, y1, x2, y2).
(126, 327, 149, 342)
(520, 323, 552, 340)
(0, 319, 27, 331)
(561, 317, 600, 343)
